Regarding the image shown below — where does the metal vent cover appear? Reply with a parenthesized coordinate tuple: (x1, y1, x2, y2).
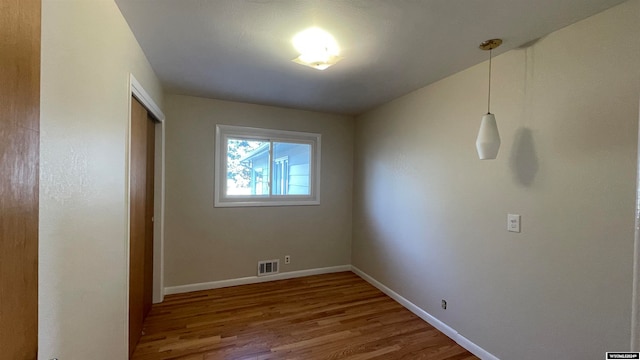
(258, 259, 279, 277)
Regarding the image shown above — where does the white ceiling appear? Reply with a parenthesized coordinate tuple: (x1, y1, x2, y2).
(115, 0, 627, 115)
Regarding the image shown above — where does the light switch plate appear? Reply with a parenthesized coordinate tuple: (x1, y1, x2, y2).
(508, 214, 521, 233)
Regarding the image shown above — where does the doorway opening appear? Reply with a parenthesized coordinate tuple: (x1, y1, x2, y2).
(127, 75, 165, 357)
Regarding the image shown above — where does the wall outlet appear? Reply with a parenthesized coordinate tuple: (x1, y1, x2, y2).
(441, 299, 447, 310)
(284, 255, 291, 264)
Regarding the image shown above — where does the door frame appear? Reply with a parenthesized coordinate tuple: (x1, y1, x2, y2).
(126, 74, 166, 352)
(633, 98, 640, 351)
(129, 74, 166, 304)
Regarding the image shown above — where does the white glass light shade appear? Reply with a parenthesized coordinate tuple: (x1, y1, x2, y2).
(291, 54, 342, 70)
(476, 113, 500, 160)
(291, 27, 342, 70)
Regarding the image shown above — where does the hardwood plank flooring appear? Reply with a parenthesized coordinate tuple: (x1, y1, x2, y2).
(132, 272, 478, 360)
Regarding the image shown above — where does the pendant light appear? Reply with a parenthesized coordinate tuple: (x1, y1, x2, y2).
(476, 38, 502, 160)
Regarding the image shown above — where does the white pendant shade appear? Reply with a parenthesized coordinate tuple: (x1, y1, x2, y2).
(476, 113, 500, 160)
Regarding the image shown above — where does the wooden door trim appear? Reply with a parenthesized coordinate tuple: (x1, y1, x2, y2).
(126, 74, 165, 355)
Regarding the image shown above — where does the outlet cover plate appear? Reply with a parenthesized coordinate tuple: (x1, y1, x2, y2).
(508, 214, 521, 233)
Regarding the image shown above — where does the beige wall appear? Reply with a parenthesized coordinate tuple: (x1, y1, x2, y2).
(353, 1, 640, 358)
(39, 0, 164, 358)
(164, 95, 353, 287)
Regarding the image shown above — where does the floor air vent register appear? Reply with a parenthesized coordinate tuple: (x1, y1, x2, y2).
(258, 259, 279, 276)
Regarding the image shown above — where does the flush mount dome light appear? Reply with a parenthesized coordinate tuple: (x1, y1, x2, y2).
(292, 27, 342, 70)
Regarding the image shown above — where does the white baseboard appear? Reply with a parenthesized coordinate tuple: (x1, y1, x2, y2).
(164, 265, 352, 295)
(351, 265, 499, 360)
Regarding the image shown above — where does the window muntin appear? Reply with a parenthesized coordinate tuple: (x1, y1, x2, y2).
(215, 125, 320, 207)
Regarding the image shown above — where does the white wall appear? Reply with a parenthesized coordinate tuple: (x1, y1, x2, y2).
(40, 0, 164, 358)
(164, 95, 353, 287)
(352, 1, 640, 359)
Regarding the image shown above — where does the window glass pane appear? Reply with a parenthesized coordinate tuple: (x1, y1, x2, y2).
(215, 125, 320, 207)
(272, 142, 311, 195)
(226, 138, 270, 195)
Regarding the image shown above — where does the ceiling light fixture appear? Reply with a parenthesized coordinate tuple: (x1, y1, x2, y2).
(476, 38, 502, 160)
(292, 27, 342, 70)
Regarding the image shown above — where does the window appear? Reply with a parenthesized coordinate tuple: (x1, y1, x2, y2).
(215, 125, 321, 207)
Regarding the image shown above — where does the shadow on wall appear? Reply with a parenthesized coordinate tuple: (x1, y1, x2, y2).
(518, 36, 544, 49)
(509, 127, 539, 186)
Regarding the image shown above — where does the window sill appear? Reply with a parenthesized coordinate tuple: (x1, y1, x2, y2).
(214, 199, 321, 207)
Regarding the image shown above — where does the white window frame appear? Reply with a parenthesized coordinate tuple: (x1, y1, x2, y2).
(215, 124, 321, 207)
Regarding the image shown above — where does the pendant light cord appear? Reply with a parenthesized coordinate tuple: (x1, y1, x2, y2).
(487, 49, 492, 114)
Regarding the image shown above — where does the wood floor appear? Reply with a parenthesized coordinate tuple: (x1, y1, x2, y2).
(132, 272, 478, 360)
